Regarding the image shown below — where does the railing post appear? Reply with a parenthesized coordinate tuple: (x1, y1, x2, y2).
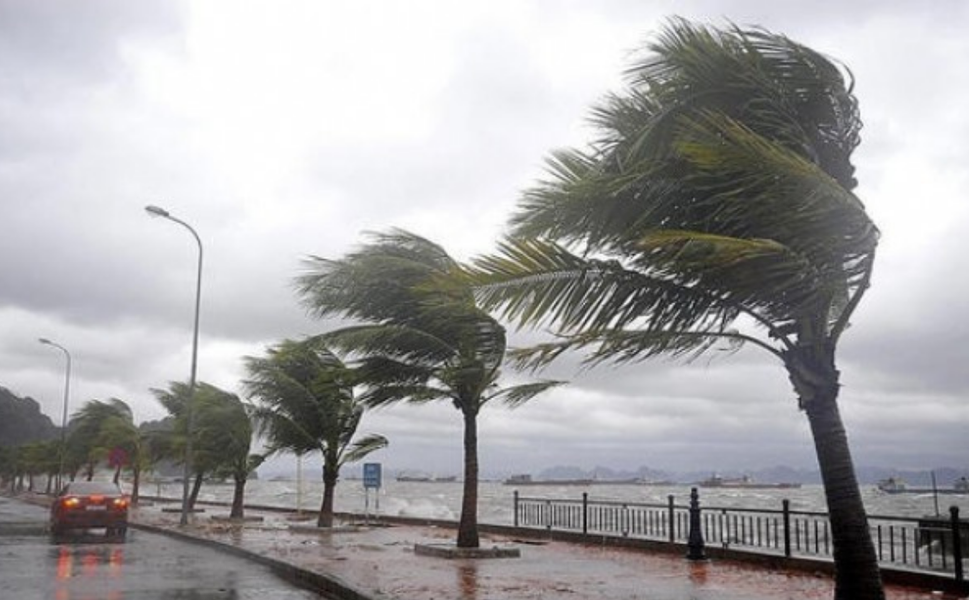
(782, 499, 792, 558)
(582, 492, 588, 536)
(668, 494, 676, 543)
(951, 506, 964, 583)
(513, 490, 519, 528)
(687, 487, 706, 560)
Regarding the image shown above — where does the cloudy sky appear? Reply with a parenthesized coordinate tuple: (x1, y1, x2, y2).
(2, 0, 967, 477)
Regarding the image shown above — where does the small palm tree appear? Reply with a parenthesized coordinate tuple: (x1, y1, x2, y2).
(67, 399, 134, 483)
(468, 19, 881, 599)
(244, 338, 388, 527)
(193, 389, 259, 519)
(19, 441, 56, 492)
(152, 382, 248, 510)
(296, 230, 563, 547)
(94, 399, 148, 501)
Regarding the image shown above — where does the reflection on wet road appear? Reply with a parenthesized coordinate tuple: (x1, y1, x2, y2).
(0, 496, 322, 600)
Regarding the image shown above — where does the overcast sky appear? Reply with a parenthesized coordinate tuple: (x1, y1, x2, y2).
(2, 0, 967, 478)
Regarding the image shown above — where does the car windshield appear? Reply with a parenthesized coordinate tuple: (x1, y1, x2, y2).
(62, 482, 122, 496)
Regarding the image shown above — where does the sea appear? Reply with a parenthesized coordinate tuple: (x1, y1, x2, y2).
(144, 479, 969, 524)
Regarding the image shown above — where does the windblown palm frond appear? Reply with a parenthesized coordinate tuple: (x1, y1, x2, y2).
(474, 18, 876, 362)
(469, 237, 740, 337)
(486, 380, 566, 409)
(320, 324, 460, 368)
(247, 404, 321, 455)
(509, 327, 753, 373)
(358, 383, 452, 408)
(341, 434, 389, 465)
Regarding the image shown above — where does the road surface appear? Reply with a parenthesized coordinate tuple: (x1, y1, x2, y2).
(0, 495, 325, 599)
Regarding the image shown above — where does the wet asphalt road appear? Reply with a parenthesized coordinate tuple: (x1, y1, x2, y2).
(0, 496, 324, 600)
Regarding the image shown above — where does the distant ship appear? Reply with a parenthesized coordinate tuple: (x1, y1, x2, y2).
(502, 474, 674, 486)
(876, 477, 907, 493)
(396, 474, 457, 483)
(698, 474, 801, 489)
(503, 474, 594, 486)
(877, 476, 969, 495)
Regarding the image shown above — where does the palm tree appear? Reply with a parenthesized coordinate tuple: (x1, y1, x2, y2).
(296, 230, 563, 547)
(467, 20, 881, 599)
(152, 382, 247, 510)
(67, 399, 134, 483)
(192, 388, 260, 519)
(93, 400, 147, 500)
(0, 446, 18, 491)
(244, 338, 388, 527)
(18, 441, 55, 492)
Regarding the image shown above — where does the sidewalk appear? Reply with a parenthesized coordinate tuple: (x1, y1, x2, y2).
(131, 502, 964, 600)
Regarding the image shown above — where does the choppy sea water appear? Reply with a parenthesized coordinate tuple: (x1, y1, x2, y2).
(144, 479, 969, 524)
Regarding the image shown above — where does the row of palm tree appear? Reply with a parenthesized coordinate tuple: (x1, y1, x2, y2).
(292, 19, 884, 600)
(3, 343, 387, 526)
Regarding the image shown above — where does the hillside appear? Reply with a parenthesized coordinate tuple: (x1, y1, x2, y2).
(0, 386, 57, 447)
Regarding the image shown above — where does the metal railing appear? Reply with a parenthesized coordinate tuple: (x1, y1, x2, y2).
(513, 490, 966, 583)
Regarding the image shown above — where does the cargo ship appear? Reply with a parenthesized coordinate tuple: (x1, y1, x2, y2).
(698, 474, 801, 489)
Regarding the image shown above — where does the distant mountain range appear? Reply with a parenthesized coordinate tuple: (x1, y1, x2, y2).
(0, 386, 57, 447)
(526, 465, 968, 486)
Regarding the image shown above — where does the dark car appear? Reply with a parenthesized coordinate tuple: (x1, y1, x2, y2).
(50, 481, 129, 538)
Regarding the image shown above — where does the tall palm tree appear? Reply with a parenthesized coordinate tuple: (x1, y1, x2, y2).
(296, 230, 563, 547)
(244, 338, 388, 527)
(468, 20, 880, 599)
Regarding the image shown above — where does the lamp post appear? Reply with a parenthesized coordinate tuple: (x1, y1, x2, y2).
(38, 338, 71, 492)
(145, 204, 203, 526)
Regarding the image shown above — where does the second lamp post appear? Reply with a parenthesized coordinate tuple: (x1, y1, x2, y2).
(146, 205, 203, 526)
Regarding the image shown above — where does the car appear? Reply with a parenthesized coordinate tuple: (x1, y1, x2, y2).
(50, 481, 129, 538)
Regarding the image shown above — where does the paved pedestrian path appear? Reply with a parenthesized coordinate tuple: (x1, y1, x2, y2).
(131, 501, 964, 600)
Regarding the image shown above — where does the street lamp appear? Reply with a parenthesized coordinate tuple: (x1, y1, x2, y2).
(38, 338, 71, 492)
(145, 204, 203, 526)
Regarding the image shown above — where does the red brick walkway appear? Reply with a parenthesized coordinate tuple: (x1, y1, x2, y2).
(132, 503, 964, 600)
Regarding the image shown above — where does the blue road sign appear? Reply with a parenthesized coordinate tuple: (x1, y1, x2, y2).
(363, 463, 382, 489)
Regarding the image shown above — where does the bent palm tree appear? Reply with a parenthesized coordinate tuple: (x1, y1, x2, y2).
(468, 20, 881, 599)
(296, 230, 563, 547)
(152, 382, 245, 510)
(244, 338, 387, 527)
(191, 387, 258, 519)
(95, 400, 148, 502)
(68, 399, 135, 483)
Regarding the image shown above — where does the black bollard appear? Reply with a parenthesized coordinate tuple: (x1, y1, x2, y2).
(687, 487, 706, 560)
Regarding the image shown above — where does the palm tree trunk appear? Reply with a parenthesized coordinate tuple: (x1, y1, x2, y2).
(230, 474, 245, 519)
(806, 392, 884, 600)
(787, 345, 884, 600)
(188, 471, 204, 510)
(318, 465, 338, 528)
(131, 466, 141, 505)
(457, 408, 480, 548)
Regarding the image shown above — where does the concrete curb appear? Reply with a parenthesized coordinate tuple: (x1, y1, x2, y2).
(130, 521, 387, 600)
